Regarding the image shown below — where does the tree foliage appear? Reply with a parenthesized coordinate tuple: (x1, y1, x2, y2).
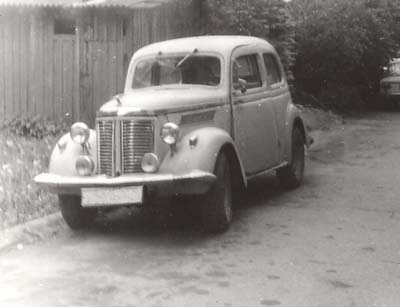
(201, 0, 400, 109)
(201, 0, 296, 81)
(291, 0, 400, 109)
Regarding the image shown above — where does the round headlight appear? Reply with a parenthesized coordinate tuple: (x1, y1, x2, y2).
(76, 155, 95, 176)
(70, 122, 90, 145)
(161, 122, 179, 145)
(141, 153, 159, 173)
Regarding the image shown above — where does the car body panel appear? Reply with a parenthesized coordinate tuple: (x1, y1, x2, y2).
(159, 126, 247, 187)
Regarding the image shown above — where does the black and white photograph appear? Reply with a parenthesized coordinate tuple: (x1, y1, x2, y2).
(0, 0, 400, 306)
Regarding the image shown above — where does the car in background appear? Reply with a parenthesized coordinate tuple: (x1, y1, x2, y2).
(380, 58, 400, 106)
(34, 36, 312, 232)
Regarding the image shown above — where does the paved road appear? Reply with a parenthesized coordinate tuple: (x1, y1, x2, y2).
(1, 112, 400, 307)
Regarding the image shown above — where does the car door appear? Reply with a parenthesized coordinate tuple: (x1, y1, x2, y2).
(231, 46, 280, 175)
(262, 52, 292, 161)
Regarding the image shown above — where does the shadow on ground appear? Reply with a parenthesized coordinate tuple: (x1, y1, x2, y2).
(83, 174, 288, 240)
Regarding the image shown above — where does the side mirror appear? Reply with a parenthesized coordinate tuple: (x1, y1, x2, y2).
(238, 78, 247, 94)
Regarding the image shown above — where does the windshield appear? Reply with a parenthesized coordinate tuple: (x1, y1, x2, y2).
(388, 62, 400, 76)
(132, 55, 221, 89)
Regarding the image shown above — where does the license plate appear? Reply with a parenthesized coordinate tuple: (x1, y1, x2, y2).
(81, 186, 143, 207)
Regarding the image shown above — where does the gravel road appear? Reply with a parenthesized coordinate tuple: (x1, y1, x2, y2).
(1, 111, 400, 307)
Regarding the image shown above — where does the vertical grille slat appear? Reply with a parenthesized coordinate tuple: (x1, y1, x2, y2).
(97, 120, 114, 176)
(122, 120, 154, 174)
(97, 118, 154, 176)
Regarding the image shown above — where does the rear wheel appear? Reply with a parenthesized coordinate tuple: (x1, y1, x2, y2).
(201, 153, 233, 232)
(58, 195, 97, 229)
(277, 126, 305, 189)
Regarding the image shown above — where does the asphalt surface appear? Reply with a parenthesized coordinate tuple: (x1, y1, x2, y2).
(1, 111, 400, 307)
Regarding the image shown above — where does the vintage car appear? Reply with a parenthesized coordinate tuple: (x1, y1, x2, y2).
(34, 36, 312, 232)
(380, 58, 400, 105)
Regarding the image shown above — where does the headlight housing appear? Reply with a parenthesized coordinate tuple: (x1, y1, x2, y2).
(76, 155, 95, 176)
(70, 122, 90, 145)
(141, 153, 159, 173)
(161, 122, 179, 145)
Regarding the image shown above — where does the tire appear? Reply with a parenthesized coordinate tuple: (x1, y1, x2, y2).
(58, 195, 97, 229)
(201, 153, 233, 232)
(277, 126, 305, 189)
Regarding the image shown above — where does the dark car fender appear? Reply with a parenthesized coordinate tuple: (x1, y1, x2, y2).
(159, 127, 247, 187)
(284, 104, 312, 163)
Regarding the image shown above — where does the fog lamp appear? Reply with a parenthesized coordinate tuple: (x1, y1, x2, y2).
(141, 153, 159, 173)
(70, 122, 90, 145)
(161, 122, 179, 145)
(76, 155, 95, 176)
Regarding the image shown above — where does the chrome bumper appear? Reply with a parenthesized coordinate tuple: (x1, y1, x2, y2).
(34, 170, 216, 197)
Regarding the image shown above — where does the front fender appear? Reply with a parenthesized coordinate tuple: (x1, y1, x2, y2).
(159, 127, 247, 186)
(49, 130, 97, 176)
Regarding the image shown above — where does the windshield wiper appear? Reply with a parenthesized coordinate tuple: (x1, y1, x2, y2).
(176, 48, 198, 68)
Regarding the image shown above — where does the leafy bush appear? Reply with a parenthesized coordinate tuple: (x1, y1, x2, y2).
(0, 116, 69, 228)
(291, 0, 400, 109)
(1, 115, 69, 139)
(0, 130, 60, 229)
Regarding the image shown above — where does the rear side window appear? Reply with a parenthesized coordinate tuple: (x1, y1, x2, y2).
(263, 53, 282, 85)
(232, 54, 262, 90)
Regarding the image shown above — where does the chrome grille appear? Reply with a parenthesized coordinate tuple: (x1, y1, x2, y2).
(97, 118, 154, 176)
(97, 120, 114, 176)
(122, 120, 154, 173)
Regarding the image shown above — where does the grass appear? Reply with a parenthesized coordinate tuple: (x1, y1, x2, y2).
(0, 130, 60, 230)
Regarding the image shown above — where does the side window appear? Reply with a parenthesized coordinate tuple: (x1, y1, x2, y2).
(263, 53, 282, 85)
(232, 54, 262, 90)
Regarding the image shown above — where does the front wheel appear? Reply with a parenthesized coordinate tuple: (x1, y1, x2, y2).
(58, 195, 97, 229)
(277, 127, 305, 189)
(201, 153, 233, 232)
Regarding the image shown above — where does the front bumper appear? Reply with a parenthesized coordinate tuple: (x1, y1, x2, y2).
(34, 170, 216, 197)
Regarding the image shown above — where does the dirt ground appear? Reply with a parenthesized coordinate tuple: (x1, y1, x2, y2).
(1, 110, 400, 307)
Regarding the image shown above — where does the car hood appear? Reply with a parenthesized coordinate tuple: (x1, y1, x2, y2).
(381, 75, 400, 83)
(97, 87, 227, 117)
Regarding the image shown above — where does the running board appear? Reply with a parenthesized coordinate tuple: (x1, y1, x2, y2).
(246, 162, 288, 181)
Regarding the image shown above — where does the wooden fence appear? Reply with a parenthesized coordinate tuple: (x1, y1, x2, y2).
(0, 5, 192, 126)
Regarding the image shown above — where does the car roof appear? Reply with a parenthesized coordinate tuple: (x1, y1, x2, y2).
(133, 35, 276, 58)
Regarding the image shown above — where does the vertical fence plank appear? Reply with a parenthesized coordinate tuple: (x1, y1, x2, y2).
(53, 38, 62, 119)
(108, 41, 117, 96)
(37, 12, 45, 117)
(20, 13, 28, 116)
(3, 15, 13, 120)
(43, 14, 54, 119)
(116, 41, 124, 93)
(11, 16, 20, 117)
(61, 38, 74, 119)
(0, 13, 5, 120)
(73, 18, 81, 123)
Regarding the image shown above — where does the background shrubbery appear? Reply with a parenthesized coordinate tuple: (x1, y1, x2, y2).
(1, 115, 69, 139)
(202, 0, 400, 110)
(291, 0, 400, 109)
(0, 117, 68, 229)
